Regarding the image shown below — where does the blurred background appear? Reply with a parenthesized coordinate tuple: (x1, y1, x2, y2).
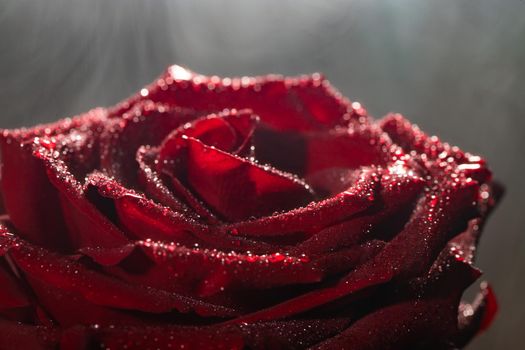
(0, 0, 523, 348)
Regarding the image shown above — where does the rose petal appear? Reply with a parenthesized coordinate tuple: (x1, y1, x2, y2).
(239, 318, 351, 349)
(253, 123, 396, 195)
(151, 110, 262, 222)
(34, 150, 128, 249)
(25, 276, 146, 327)
(0, 108, 106, 251)
(454, 282, 498, 347)
(85, 172, 202, 245)
(295, 164, 424, 254)
(83, 240, 322, 297)
(223, 168, 378, 237)
(100, 100, 198, 186)
(0, 257, 30, 310)
(381, 113, 492, 184)
(157, 109, 258, 166)
(89, 324, 245, 350)
(312, 246, 482, 350)
(136, 146, 203, 220)
(0, 319, 58, 350)
(0, 228, 239, 319)
(228, 177, 479, 324)
(115, 65, 356, 132)
(181, 137, 315, 222)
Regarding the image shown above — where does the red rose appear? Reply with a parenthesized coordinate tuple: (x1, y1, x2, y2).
(0, 65, 501, 349)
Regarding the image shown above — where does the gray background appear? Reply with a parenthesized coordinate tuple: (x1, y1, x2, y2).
(0, 1, 523, 348)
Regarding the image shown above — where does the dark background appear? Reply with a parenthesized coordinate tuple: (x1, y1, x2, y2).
(1, 1, 523, 348)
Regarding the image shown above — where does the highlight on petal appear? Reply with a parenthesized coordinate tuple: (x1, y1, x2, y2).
(114, 65, 359, 132)
(183, 137, 315, 221)
(156, 109, 258, 166)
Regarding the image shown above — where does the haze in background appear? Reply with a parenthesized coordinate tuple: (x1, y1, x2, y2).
(1, 1, 524, 348)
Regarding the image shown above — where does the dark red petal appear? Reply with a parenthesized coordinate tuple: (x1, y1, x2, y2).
(304, 124, 394, 176)
(0, 319, 58, 350)
(166, 172, 222, 224)
(100, 101, 198, 186)
(227, 177, 479, 324)
(157, 109, 258, 166)
(25, 276, 146, 327)
(1, 229, 239, 319)
(223, 169, 378, 237)
(90, 324, 245, 350)
(0, 257, 30, 310)
(136, 146, 201, 219)
(311, 298, 459, 350)
(85, 172, 202, 245)
(295, 164, 424, 254)
(35, 151, 128, 249)
(183, 137, 315, 221)
(114, 65, 356, 132)
(239, 318, 351, 349)
(478, 284, 498, 332)
(0, 108, 107, 252)
(381, 113, 467, 162)
(82, 240, 322, 297)
(312, 246, 481, 350)
(252, 123, 397, 194)
(381, 113, 492, 184)
(311, 240, 386, 276)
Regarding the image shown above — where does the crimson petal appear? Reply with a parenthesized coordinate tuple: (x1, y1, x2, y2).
(100, 100, 198, 186)
(0, 228, 240, 319)
(89, 324, 244, 350)
(454, 282, 498, 347)
(114, 65, 356, 132)
(183, 137, 315, 222)
(35, 150, 128, 249)
(295, 164, 424, 254)
(83, 240, 322, 297)
(223, 168, 378, 237)
(157, 109, 258, 166)
(136, 146, 205, 220)
(85, 172, 202, 245)
(227, 177, 479, 324)
(0, 108, 106, 251)
(0, 319, 58, 350)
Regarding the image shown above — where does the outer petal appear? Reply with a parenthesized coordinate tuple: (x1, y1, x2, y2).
(295, 163, 424, 254)
(0, 319, 58, 350)
(85, 172, 202, 245)
(0, 225, 240, 321)
(111, 65, 358, 132)
(228, 176, 480, 324)
(34, 149, 128, 249)
(81, 240, 322, 297)
(0, 108, 106, 251)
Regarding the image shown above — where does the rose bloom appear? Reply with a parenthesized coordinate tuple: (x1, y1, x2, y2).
(0, 65, 501, 350)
